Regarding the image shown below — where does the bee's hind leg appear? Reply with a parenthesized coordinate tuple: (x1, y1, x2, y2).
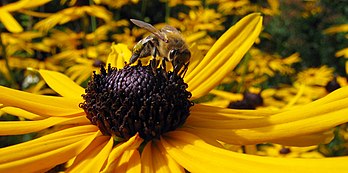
(160, 58, 169, 79)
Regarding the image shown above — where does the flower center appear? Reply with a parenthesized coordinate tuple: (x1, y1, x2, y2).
(80, 64, 193, 141)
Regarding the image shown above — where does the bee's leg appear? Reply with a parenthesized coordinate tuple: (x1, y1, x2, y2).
(161, 58, 167, 72)
(150, 46, 159, 74)
(179, 62, 190, 77)
(173, 63, 181, 75)
(129, 54, 140, 65)
(161, 58, 169, 79)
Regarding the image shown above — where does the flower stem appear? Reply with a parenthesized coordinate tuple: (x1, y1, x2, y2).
(89, 0, 97, 32)
(165, 0, 170, 23)
(141, 0, 147, 18)
(82, 15, 89, 58)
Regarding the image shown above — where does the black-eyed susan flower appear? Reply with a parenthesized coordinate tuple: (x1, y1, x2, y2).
(296, 65, 335, 86)
(1, 13, 348, 173)
(0, 0, 51, 33)
(33, 5, 112, 32)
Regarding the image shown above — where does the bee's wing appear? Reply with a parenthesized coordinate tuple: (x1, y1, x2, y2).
(130, 19, 168, 43)
(161, 25, 180, 34)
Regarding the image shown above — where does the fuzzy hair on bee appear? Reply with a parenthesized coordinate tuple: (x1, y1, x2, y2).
(127, 19, 191, 76)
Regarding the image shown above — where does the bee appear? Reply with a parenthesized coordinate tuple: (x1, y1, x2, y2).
(128, 19, 191, 76)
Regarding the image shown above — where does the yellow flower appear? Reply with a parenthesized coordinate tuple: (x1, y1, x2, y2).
(34, 5, 112, 32)
(95, 0, 139, 9)
(0, 0, 51, 33)
(1, 13, 348, 173)
(210, 0, 280, 16)
(160, 0, 201, 7)
(323, 24, 348, 73)
(296, 65, 334, 86)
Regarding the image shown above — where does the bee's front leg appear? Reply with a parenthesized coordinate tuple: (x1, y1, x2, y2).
(150, 46, 159, 75)
(179, 62, 190, 77)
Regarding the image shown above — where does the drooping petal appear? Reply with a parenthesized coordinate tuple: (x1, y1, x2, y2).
(185, 13, 263, 99)
(0, 116, 89, 135)
(66, 136, 113, 173)
(38, 69, 85, 98)
(0, 125, 99, 173)
(161, 131, 348, 173)
(0, 86, 83, 117)
(102, 133, 143, 173)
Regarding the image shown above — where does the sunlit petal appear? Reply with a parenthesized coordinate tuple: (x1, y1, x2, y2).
(102, 134, 143, 172)
(66, 136, 113, 173)
(0, 86, 83, 116)
(161, 131, 348, 173)
(109, 149, 141, 173)
(107, 43, 131, 69)
(186, 13, 263, 99)
(1, 107, 43, 120)
(154, 140, 185, 173)
(184, 99, 348, 145)
(0, 126, 98, 173)
(38, 69, 85, 98)
(0, 116, 89, 135)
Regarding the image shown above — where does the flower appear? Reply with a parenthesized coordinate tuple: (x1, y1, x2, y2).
(1, 13, 348, 172)
(296, 65, 335, 86)
(0, 0, 51, 33)
(33, 5, 112, 32)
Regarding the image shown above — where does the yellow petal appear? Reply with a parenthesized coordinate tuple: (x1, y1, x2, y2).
(110, 149, 141, 173)
(0, 10, 23, 33)
(0, 116, 89, 135)
(270, 131, 334, 147)
(184, 98, 348, 145)
(107, 43, 131, 69)
(38, 69, 85, 98)
(141, 141, 185, 173)
(185, 43, 205, 76)
(161, 131, 348, 173)
(0, 126, 98, 173)
(209, 89, 243, 102)
(0, 86, 83, 116)
(189, 104, 276, 121)
(141, 141, 154, 173)
(154, 140, 185, 173)
(102, 133, 143, 172)
(67, 136, 113, 173)
(1, 107, 43, 120)
(185, 13, 263, 99)
(1, 0, 52, 12)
